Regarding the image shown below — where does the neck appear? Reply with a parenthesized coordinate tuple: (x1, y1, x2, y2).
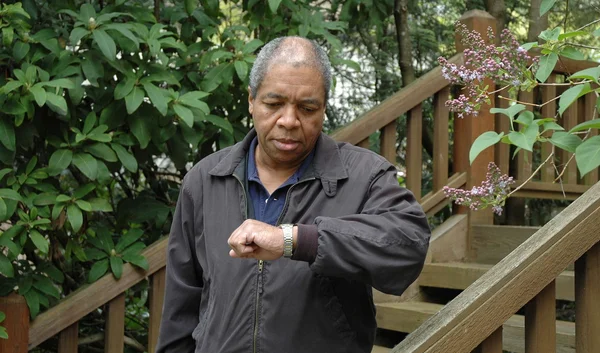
(254, 145, 307, 180)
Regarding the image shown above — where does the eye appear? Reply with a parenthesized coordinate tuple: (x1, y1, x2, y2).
(302, 106, 317, 113)
(264, 102, 282, 108)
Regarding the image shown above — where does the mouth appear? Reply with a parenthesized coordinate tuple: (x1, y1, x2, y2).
(273, 138, 300, 151)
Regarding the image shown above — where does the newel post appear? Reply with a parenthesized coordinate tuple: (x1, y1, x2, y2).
(0, 293, 29, 353)
(453, 10, 497, 226)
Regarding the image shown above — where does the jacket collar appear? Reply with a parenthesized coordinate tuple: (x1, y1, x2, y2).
(208, 129, 348, 196)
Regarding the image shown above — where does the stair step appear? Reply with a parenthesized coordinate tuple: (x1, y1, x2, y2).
(376, 301, 575, 353)
(471, 225, 539, 265)
(420, 262, 574, 301)
(371, 345, 390, 353)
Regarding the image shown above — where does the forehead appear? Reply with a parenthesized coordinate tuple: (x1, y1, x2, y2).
(257, 63, 325, 101)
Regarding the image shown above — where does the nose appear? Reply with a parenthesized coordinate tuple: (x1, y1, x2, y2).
(276, 104, 300, 129)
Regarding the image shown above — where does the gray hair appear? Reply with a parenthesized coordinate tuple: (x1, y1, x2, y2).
(248, 36, 332, 102)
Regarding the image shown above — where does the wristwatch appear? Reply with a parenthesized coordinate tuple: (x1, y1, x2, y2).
(280, 224, 294, 258)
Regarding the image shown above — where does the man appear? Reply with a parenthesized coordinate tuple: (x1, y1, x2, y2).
(156, 36, 430, 353)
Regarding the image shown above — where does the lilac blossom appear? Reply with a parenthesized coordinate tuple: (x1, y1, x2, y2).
(438, 23, 537, 117)
(443, 162, 515, 215)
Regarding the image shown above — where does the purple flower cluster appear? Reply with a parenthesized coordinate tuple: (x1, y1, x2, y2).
(439, 23, 536, 118)
(443, 162, 515, 215)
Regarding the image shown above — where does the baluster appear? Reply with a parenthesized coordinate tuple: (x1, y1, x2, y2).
(406, 105, 423, 201)
(495, 88, 510, 175)
(148, 269, 166, 353)
(105, 293, 126, 353)
(575, 242, 600, 352)
(540, 75, 557, 182)
(380, 120, 397, 165)
(358, 137, 370, 150)
(583, 93, 598, 185)
(562, 99, 578, 184)
(0, 293, 28, 353)
(517, 90, 534, 180)
(433, 88, 450, 191)
(58, 322, 79, 353)
(472, 326, 503, 353)
(524, 280, 556, 353)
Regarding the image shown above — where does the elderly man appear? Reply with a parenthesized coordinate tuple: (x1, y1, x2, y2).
(156, 36, 430, 353)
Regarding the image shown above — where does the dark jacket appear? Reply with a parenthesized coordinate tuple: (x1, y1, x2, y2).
(156, 130, 431, 353)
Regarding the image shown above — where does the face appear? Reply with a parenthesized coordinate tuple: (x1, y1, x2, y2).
(249, 63, 326, 169)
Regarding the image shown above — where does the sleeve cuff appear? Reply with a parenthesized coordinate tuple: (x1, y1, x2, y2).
(291, 224, 319, 263)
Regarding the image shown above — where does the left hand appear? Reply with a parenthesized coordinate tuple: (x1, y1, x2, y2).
(228, 219, 285, 261)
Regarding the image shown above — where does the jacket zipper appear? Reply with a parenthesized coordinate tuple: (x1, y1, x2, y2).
(237, 174, 317, 353)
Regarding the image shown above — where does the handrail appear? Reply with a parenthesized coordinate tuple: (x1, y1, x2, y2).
(330, 54, 463, 145)
(28, 237, 168, 349)
(393, 180, 600, 353)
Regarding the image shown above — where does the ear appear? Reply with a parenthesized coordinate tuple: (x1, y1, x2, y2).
(247, 86, 254, 115)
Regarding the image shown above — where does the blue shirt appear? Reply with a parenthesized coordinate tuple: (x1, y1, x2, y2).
(247, 137, 314, 226)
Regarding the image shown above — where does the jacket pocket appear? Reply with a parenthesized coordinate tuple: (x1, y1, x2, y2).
(319, 276, 356, 342)
(192, 297, 209, 342)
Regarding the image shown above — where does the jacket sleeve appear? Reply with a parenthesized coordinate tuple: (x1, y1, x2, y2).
(307, 161, 430, 295)
(156, 183, 203, 353)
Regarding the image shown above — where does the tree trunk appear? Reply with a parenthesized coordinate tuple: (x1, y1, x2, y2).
(527, 0, 549, 42)
(394, 0, 415, 87)
(484, 0, 506, 31)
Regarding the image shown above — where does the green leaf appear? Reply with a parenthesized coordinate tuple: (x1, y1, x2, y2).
(48, 149, 73, 176)
(42, 78, 75, 89)
(569, 119, 600, 133)
(558, 31, 587, 40)
(110, 256, 124, 279)
(43, 265, 64, 283)
(594, 28, 600, 37)
(45, 92, 68, 116)
(13, 41, 30, 61)
(542, 122, 564, 132)
(89, 198, 113, 212)
(469, 132, 504, 165)
(242, 39, 264, 54)
(72, 153, 98, 180)
(2, 27, 14, 47)
(83, 112, 97, 135)
(490, 104, 526, 120)
(33, 277, 59, 299)
(111, 143, 138, 172)
(558, 83, 591, 116)
(559, 47, 585, 61)
(24, 290, 40, 319)
(0, 119, 16, 151)
(85, 248, 108, 260)
(0, 326, 7, 339)
(84, 143, 118, 162)
(575, 135, 600, 176)
(30, 229, 49, 254)
(0, 189, 22, 201)
(508, 131, 534, 152)
(0, 198, 6, 220)
(92, 29, 117, 60)
(174, 104, 194, 128)
(122, 253, 149, 270)
(549, 131, 582, 153)
(114, 78, 135, 100)
(540, 0, 556, 17)
(204, 114, 233, 134)
(0, 311, 5, 322)
(70, 27, 89, 45)
(536, 53, 558, 83)
(141, 82, 168, 116)
(29, 85, 47, 106)
(33, 193, 57, 206)
(88, 258, 109, 283)
(128, 115, 152, 149)
(234, 60, 248, 80)
(515, 110, 534, 126)
(539, 27, 561, 41)
(75, 200, 92, 212)
(104, 23, 139, 48)
(0, 254, 14, 278)
(116, 229, 144, 253)
(125, 86, 145, 114)
(0, 81, 24, 95)
(568, 67, 600, 83)
(67, 204, 83, 233)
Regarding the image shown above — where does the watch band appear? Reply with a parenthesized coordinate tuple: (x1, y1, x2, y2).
(281, 224, 294, 258)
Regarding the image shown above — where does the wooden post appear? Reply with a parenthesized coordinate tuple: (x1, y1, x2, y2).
(58, 322, 79, 353)
(0, 293, 29, 353)
(472, 326, 502, 353)
(148, 269, 166, 353)
(105, 293, 126, 353)
(454, 10, 497, 226)
(575, 242, 600, 352)
(524, 280, 556, 353)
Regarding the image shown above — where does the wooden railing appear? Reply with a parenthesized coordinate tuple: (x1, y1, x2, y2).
(393, 176, 600, 353)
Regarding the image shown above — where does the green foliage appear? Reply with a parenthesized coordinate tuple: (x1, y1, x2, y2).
(0, 311, 6, 339)
(0, 0, 348, 329)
